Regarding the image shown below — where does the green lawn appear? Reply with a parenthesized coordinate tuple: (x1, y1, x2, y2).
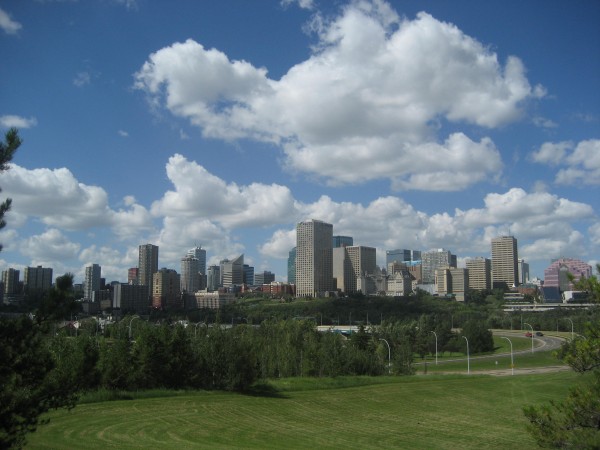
(28, 371, 579, 449)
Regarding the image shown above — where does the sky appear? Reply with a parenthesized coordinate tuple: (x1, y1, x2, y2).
(0, 0, 598, 285)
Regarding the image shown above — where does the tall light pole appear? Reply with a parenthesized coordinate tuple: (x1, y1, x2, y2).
(430, 331, 438, 365)
(128, 315, 140, 340)
(524, 322, 534, 353)
(379, 338, 391, 374)
(565, 318, 574, 341)
(501, 336, 514, 376)
(462, 335, 470, 375)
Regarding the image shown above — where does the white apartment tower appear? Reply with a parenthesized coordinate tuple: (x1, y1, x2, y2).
(491, 236, 519, 289)
(180, 255, 200, 293)
(296, 219, 333, 297)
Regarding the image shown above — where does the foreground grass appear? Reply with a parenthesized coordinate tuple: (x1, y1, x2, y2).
(28, 371, 578, 449)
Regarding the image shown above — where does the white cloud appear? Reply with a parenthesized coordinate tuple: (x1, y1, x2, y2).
(0, 115, 38, 129)
(0, 7, 21, 35)
(73, 71, 91, 87)
(281, 0, 315, 10)
(135, 3, 542, 190)
(118, 130, 129, 137)
(533, 139, 600, 185)
(151, 154, 299, 228)
(20, 229, 80, 262)
(1, 164, 154, 235)
(532, 116, 558, 129)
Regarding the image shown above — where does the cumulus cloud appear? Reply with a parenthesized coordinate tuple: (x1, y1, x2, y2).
(0, 115, 38, 129)
(151, 154, 299, 228)
(0, 7, 21, 34)
(1, 164, 154, 235)
(20, 229, 80, 262)
(135, 2, 542, 189)
(532, 139, 600, 185)
(260, 187, 595, 267)
(281, 0, 315, 10)
(73, 71, 91, 87)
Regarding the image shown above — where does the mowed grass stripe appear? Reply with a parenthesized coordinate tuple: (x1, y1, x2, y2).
(28, 372, 577, 449)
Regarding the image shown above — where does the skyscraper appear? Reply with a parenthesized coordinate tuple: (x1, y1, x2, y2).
(84, 263, 101, 301)
(386, 249, 421, 266)
(466, 257, 492, 291)
(333, 245, 376, 293)
(422, 249, 456, 284)
(518, 259, 530, 285)
(207, 265, 221, 291)
(332, 236, 353, 248)
(187, 246, 207, 276)
(221, 255, 244, 288)
(296, 219, 333, 297)
(180, 255, 200, 293)
(491, 236, 519, 289)
(138, 244, 159, 296)
(287, 247, 296, 284)
(152, 268, 181, 309)
(1, 268, 20, 295)
(543, 258, 591, 291)
(23, 266, 53, 291)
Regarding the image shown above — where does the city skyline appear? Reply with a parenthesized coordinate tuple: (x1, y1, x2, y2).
(0, 0, 598, 284)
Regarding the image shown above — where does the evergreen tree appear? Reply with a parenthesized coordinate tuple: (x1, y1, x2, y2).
(0, 128, 19, 251)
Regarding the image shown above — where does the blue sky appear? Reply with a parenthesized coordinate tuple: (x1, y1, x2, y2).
(0, 0, 598, 284)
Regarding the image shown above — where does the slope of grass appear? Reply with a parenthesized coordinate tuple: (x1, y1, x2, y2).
(28, 371, 578, 449)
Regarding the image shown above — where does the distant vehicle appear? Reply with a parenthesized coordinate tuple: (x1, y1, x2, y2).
(525, 332, 533, 337)
(535, 331, 544, 336)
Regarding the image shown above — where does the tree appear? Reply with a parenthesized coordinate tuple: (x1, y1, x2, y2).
(524, 265, 600, 448)
(0, 316, 77, 449)
(0, 128, 19, 252)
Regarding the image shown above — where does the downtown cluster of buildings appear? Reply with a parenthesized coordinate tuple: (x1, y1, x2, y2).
(1, 218, 594, 313)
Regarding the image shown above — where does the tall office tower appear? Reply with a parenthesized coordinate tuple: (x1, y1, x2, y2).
(449, 268, 468, 302)
(296, 219, 333, 297)
(287, 247, 296, 284)
(207, 265, 221, 291)
(466, 257, 492, 290)
(221, 255, 244, 288)
(180, 255, 200, 293)
(187, 246, 207, 276)
(84, 263, 101, 300)
(491, 236, 519, 289)
(333, 245, 376, 293)
(128, 267, 139, 285)
(255, 271, 275, 285)
(114, 283, 149, 314)
(1, 268, 20, 294)
(435, 268, 451, 296)
(386, 249, 421, 266)
(23, 265, 53, 291)
(138, 244, 159, 296)
(332, 236, 353, 248)
(518, 259, 530, 285)
(152, 268, 181, 309)
(243, 264, 254, 285)
(422, 249, 456, 284)
(544, 258, 591, 291)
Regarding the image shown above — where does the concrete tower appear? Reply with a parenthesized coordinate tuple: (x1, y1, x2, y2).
(296, 219, 333, 297)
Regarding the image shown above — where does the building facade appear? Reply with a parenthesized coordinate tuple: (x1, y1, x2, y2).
(333, 245, 376, 293)
(466, 257, 492, 291)
(207, 265, 220, 291)
(152, 268, 181, 309)
(221, 255, 244, 288)
(138, 244, 159, 296)
(287, 247, 296, 284)
(296, 219, 333, 297)
(23, 265, 53, 291)
(422, 249, 456, 284)
(114, 283, 149, 315)
(255, 271, 275, 286)
(543, 258, 592, 291)
(491, 236, 518, 289)
(84, 263, 101, 301)
(1, 268, 20, 295)
(332, 235, 353, 248)
(180, 255, 200, 294)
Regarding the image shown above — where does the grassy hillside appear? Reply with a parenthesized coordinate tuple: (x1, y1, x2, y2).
(28, 371, 578, 449)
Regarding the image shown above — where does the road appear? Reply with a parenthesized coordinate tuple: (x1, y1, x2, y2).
(415, 330, 570, 376)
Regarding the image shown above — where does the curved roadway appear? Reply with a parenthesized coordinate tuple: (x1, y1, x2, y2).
(416, 330, 570, 376)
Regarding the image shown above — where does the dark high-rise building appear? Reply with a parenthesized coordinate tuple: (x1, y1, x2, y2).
(288, 247, 296, 284)
(332, 236, 353, 248)
(138, 244, 159, 296)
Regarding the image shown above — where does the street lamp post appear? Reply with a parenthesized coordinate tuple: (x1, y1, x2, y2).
(379, 338, 391, 374)
(565, 318, 574, 341)
(501, 336, 514, 376)
(430, 331, 438, 365)
(462, 336, 470, 375)
(524, 322, 534, 353)
(128, 315, 140, 340)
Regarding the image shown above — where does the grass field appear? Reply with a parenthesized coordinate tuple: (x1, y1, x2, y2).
(28, 371, 580, 449)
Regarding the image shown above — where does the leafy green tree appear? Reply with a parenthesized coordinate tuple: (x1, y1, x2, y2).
(0, 316, 76, 449)
(0, 128, 19, 252)
(460, 320, 494, 354)
(523, 321, 600, 448)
